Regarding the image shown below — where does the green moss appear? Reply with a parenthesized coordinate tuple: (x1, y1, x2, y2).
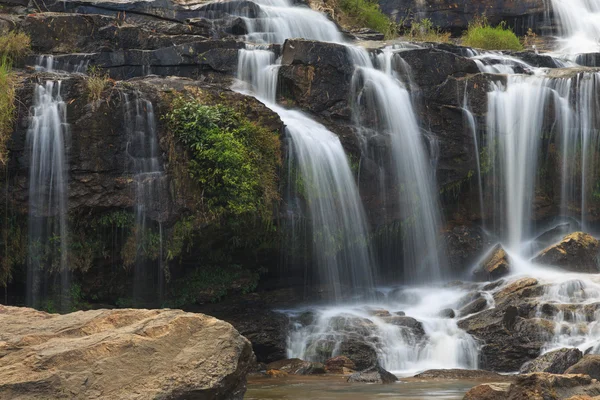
(0, 56, 15, 166)
(406, 18, 450, 43)
(462, 18, 523, 51)
(164, 97, 281, 218)
(339, 0, 396, 39)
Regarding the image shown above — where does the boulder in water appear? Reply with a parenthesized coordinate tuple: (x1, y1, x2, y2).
(338, 340, 378, 371)
(566, 355, 600, 380)
(459, 296, 488, 317)
(473, 244, 511, 281)
(520, 348, 583, 374)
(325, 356, 356, 374)
(346, 365, 398, 384)
(266, 359, 326, 375)
(439, 308, 456, 318)
(0, 306, 254, 400)
(463, 382, 511, 399)
(414, 369, 507, 380)
(533, 232, 600, 273)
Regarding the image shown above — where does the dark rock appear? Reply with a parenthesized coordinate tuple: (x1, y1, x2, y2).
(395, 311, 406, 316)
(520, 348, 583, 374)
(576, 53, 600, 67)
(439, 308, 456, 319)
(414, 369, 508, 380)
(459, 297, 488, 317)
(506, 51, 562, 68)
(325, 356, 356, 374)
(565, 355, 600, 380)
(444, 225, 488, 275)
(347, 364, 398, 384)
(473, 244, 511, 281)
(533, 232, 600, 273)
(351, 28, 385, 41)
(338, 340, 378, 371)
(381, 315, 426, 338)
(266, 359, 326, 375)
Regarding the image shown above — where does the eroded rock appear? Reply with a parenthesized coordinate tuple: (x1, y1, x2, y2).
(533, 232, 600, 273)
(347, 365, 398, 384)
(520, 348, 583, 374)
(0, 306, 254, 400)
(473, 244, 511, 281)
(566, 355, 600, 380)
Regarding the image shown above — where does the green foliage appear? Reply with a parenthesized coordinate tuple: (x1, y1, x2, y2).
(86, 66, 111, 102)
(0, 55, 15, 166)
(462, 17, 523, 51)
(339, 0, 396, 39)
(406, 18, 450, 43)
(0, 31, 31, 62)
(164, 97, 280, 218)
(164, 265, 260, 307)
(93, 210, 135, 229)
(0, 215, 26, 288)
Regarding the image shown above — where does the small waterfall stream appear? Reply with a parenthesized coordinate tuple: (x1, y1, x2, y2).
(26, 81, 70, 311)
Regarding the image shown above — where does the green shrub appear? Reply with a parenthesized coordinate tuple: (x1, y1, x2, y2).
(0, 32, 31, 61)
(0, 55, 15, 166)
(164, 98, 280, 218)
(86, 66, 111, 102)
(407, 18, 450, 43)
(339, 0, 395, 39)
(462, 18, 523, 51)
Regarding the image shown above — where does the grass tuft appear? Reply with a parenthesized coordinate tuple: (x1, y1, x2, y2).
(338, 0, 396, 39)
(0, 56, 16, 166)
(0, 32, 31, 61)
(86, 66, 111, 102)
(462, 17, 523, 51)
(406, 18, 450, 43)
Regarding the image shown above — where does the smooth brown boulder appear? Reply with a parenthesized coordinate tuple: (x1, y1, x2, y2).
(566, 355, 600, 380)
(0, 306, 254, 400)
(473, 244, 511, 281)
(325, 356, 356, 374)
(533, 232, 600, 273)
(463, 383, 511, 400)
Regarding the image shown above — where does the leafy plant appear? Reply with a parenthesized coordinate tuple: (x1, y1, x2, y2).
(407, 18, 450, 43)
(462, 16, 523, 51)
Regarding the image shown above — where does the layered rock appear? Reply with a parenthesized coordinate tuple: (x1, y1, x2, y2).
(520, 348, 584, 374)
(533, 232, 600, 273)
(473, 244, 511, 281)
(0, 305, 254, 399)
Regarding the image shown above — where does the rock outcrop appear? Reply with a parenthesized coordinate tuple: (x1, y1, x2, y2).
(533, 232, 600, 273)
(566, 356, 600, 380)
(520, 348, 583, 374)
(347, 365, 398, 384)
(473, 244, 511, 281)
(266, 359, 325, 375)
(0, 305, 254, 399)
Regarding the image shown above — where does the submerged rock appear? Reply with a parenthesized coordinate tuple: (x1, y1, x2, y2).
(439, 308, 456, 318)
(266, 359, 326, 375)
(520, 348, 583, 374)
(0, 306, 254, 400)
(414, 369, 507, 380)
(473, 244, 511, 281)
(566, 355, 600, 380)
(533, 232, 600, 273)
(458, 296, 488, 317)
(346, 365, 398, 384)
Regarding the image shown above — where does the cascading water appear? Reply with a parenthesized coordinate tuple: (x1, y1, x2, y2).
(124, 92, 167, 303)
(549, 0, 600, 54)
(350, 46, 447, 283)
(26, 81, 70, 310)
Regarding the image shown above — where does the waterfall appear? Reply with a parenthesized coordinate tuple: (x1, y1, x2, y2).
(550, 0, 600, 54)
(463, 85, 485, 224)
(124, 92, 167, 303)
(349, 47, 447, 283)
(26, 81, 70, 311)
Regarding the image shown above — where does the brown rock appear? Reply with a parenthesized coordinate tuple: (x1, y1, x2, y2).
(566, 355, 600, 380)
(463, 382, 511, 400)
(266, 369, 288, 378)
(414, 369, 508, 380)
(0, 305, 254, 400)
(520, 348, 583, 374)
(494, 278, 539, 302)
(533, 232, 600, 273)
(266, 359, 325, 375)
(325, 356, 356, 374)
(473, 244, 511, 281)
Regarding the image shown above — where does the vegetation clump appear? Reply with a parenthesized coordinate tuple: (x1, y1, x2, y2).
(406, 18, 450, 43)
(165, 97, 281, 217)
(0, 31, 31, 62)
(337, 0, 396, 39)
(462, 17, 523, 51)
(86, 66, 111, 102)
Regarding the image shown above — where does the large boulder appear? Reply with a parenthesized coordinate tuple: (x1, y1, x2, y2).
(347, 364, 398, 384)
(266, 359, 325, 375)
(464, 373, 600, 399)
(566, 355, 600, 380)
(325, 356, 356, 374)
(520, 348, 583, 374)
(533, 232, 600, 273)
(473, 244, 511, 281)
(0, 305, 254, 399)
(338, 340, 379, 371)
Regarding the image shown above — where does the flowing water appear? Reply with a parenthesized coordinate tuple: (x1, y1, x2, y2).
(549, 0, 600, 54)
(26, 81, 70, 311)
(123, 92, 167, 303)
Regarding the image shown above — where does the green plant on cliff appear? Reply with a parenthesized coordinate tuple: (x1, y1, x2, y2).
(0, 56, 15, 166)
(462, 17, 523, 51)
(86, 66, 111, 102)
(0, 31, 31, 62)
(165, 97, 280, 218)
(338, 0, 396, 38)
(406, 18, 450, 43)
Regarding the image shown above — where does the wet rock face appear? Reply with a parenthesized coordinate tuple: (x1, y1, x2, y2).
(533, 232, 600, 273)
(0, 305, 254, 400)
(444, 225, 490, 275)
(346, 365, 398, 384)
(338, 340, 379, 371)
(520, 348, 584, 374)
(378, 0, 546, 34)
(325, 356, 356, 374)
(266, 359, 326, 375)
(473, 244, 511, 281)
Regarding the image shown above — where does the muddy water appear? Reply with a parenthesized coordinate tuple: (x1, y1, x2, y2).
(246, 375, 481, 399)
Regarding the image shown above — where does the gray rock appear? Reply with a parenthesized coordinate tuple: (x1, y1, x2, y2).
(520, 348, 583, 374)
